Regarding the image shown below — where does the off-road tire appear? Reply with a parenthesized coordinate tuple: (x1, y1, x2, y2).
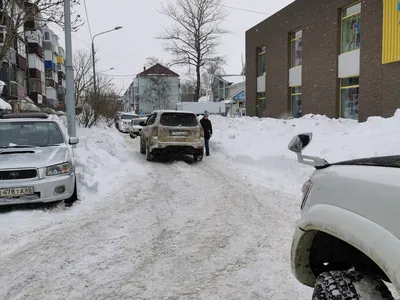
(193, 154, 203, 162)
(312, 270, 394, 300)
(140, 138, 146, 154)
(146, 146, 154, 161)
(64, 179, 78, 207)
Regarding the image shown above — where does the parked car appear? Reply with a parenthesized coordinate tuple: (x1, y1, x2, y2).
(288, 132, 399, 299)
(129, 117, 147, 139)
(139, 110, 204, 161)
(117, 113, 139, 133)
(0, 112, 79, 206)
(114, 111, 124, 130)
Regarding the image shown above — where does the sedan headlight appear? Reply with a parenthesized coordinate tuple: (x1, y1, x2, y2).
(300, 180, 312, 210)
(46, 162, 71, 176)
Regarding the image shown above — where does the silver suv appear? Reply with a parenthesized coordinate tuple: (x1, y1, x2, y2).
(139, 110, 204, 161)
(0, 113, 79, 206)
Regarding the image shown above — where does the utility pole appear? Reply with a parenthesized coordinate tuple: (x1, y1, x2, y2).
(64, 0, 76, 137)
(91, 41, 97, 95)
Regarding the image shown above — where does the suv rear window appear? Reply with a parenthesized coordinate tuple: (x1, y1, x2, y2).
(159, 113, 198, 127)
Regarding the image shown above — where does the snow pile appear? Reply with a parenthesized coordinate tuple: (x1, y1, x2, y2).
(198, 95, 210, 102)
(210, 111, 400, 189)
(54, 115, 134, 197)
(0, 98, 11, 110)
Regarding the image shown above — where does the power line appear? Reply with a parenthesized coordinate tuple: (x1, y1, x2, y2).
(220, 5, 269, 15)
(83, 0, 93, 39)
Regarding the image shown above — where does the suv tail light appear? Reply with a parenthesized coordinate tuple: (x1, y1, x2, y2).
(200, 128, 204, 138)
(152, 126, 158, 136)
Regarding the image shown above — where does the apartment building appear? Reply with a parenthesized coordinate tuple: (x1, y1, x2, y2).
(25, 15, 46, 105)
(246, 0, 400, 122)
(0, 1, 27, 103)
(123, 63, 181, 115)
(43, 26, 59, 107)
(57, 46, 66, 109)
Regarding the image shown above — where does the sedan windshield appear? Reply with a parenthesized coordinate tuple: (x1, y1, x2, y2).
(0, 121, 65, 148)
(121, 115, 138, 120)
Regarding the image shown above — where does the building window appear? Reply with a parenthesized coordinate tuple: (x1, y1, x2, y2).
(257, 92, 265, 117)
(291, 29, 302, 67)
(44, 31, 50, 40)
(17, 38, 26, 58)
(340, 77, 359, 120)
(290, 86, 302, 118)
(257, 46, 265, 76)
(341, 2, 361, 53)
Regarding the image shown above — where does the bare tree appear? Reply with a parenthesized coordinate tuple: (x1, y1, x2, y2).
(142, 76, 172, 110)
(145, 56, 164, 68)
(73, 49, 94, 105)
(158, 0, 228, 102)
(0, 0, 82, 64)
(201, 57, 225, 95)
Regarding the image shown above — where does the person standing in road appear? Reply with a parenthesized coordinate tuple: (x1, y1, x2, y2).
(200, 111, 213, 156)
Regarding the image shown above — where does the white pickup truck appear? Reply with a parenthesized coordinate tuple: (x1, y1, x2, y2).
(288, 133, 399, 300)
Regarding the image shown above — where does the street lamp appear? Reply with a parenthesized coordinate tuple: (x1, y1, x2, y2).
(99, 67, 114, 73)
(92, 27, 122, 94)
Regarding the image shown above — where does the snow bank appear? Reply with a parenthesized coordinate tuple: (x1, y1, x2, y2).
(0, 98, 11, 110)
(210, 111, 400, 189)
(53, 116, 133, 197)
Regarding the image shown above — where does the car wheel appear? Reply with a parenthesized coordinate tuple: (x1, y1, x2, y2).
(146, 146, 154, 161)
(140, 138, 146, 154)
(193, 154, 203, 162)
(64, 179, 78, 207)
(312, 270, 394, 300)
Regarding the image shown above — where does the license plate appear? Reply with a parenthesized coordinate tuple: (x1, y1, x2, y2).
(0, 186, 34, 198)
(171, 131, 189, 136)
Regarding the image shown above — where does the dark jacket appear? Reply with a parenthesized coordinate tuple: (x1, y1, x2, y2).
(200, 118, 212, 139)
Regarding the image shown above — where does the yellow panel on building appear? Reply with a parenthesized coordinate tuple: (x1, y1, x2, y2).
(382, 0, 400, 64)
(57, 56, 64, 64)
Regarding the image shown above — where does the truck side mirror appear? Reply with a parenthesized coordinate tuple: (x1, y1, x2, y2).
(288, 133, 312, 153)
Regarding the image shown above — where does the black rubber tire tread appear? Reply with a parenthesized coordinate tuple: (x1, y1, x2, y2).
(64, 180, 78, 207)
(140, 138, 146, 154)
(193, 154, 203, 162)
(312, 270, 394, 300)
(146, 147, 153, 161)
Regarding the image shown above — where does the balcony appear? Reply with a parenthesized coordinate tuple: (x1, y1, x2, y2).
(9, 81, 25, 100)
(45, 86, 57, 100)
(25, 30, 42, 45)
(29, 78, 42, 93)
(27, 43, 44, 58)
(57, 86, 65, 95)
(57, 64, 65, 73)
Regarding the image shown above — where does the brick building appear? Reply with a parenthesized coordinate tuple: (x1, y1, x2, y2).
(245, 0, 400, 121)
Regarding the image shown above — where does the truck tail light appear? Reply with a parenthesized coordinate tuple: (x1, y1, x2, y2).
(152, 126, 158, 136)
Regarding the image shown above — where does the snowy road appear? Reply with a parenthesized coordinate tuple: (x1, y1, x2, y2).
(0, 137, 311, 299)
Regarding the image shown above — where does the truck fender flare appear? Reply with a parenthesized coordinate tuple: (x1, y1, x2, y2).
(292, 204, 400, 293)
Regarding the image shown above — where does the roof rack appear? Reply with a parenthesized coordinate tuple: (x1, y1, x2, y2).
(1, 112, 49, 119)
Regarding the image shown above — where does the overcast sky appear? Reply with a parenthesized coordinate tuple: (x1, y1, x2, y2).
(52, 0, 294, 93)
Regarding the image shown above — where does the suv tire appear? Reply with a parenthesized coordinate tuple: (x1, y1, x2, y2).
(140, 138, 146, 154)
(146, 146, 154, 161)
(312, 270, 394, 300)
(193, 154, 203, 162)
(64, 179, 78, 207)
